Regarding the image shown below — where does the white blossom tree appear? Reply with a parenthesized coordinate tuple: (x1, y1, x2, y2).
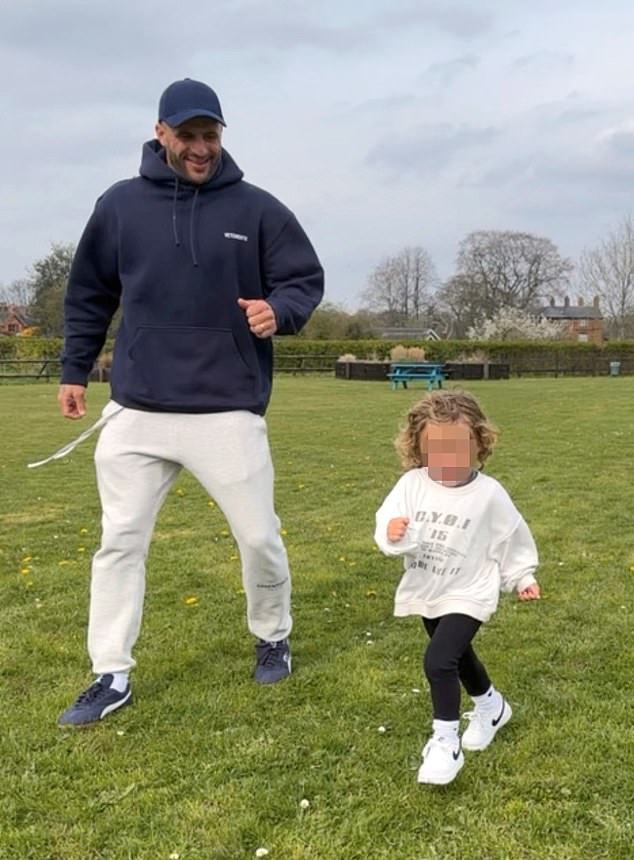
(467, 306, 568, 341)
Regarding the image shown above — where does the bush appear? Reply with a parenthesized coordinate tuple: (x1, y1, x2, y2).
(8, 335, 634, 376)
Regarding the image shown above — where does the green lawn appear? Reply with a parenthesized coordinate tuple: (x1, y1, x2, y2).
(1, 375, 633, 860)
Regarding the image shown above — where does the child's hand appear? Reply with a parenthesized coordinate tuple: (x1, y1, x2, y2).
(518, 582, 541, 601)
(387, 517, 410, 542)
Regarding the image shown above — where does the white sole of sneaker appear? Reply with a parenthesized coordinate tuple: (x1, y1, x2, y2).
(462, 701, 512, 751)
(57, 690, 132, 730)
(417, 754, 464, 786)
(100, 689, 132, 719)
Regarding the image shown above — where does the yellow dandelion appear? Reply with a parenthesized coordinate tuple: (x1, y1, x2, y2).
(77, 547, 86, 553)
(229, 554, 239, 561)
(220, 529, 230, 537)
(207, 500, 216, 507)
(21, 556, 32, 563)
(280, 528, 288, 536)
(58, 560, 71, 566)
(20, 568, 30, 575)
(79, 528, 88, 535)
(298, 483, 306, 489)
(366, 589, 377, 598)
(184, 595, 199, 606)
(629, 565, 634, 572)
(175, 488, 185, 496)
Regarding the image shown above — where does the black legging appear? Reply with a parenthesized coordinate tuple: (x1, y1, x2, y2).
(422, 614, 491, 721)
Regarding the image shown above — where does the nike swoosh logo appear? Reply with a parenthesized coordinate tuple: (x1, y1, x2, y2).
(492, 701, 506, 727)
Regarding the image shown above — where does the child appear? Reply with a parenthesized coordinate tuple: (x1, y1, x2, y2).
(374, 390, 540, 786)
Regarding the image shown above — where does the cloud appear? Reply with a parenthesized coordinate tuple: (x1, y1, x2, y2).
(374, 2, 494, 39)
(0, 0, 633, 305)
(1, 0, 375, 71)
(596, 118, 634, 157)
(331, 92, 431, 121)
(420, 54, 480, 85)
(366, 123, 500, 175)
(512, 50, 574, 70)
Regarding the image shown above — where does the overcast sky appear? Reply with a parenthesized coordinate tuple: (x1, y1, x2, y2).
(2, 0, 634, 308)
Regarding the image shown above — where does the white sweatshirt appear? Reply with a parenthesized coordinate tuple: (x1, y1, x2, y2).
(374, 468, 538, 622)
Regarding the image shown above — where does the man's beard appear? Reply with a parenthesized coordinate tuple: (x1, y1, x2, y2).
(165, 147, 218, 184)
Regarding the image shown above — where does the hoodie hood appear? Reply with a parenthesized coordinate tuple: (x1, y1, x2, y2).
(139, 138, 244, 190)
(139, 139, 244, 266)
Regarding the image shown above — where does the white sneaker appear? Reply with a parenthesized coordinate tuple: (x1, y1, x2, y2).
(462, 698, 512, 751)
(417, 736, 464, 785)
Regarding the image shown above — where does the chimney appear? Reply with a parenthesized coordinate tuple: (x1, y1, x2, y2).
(593, 296, 600, 309)
(564, 295, 570, 307)
(550, 296, 555, 307)
(578, 296, 584, 306)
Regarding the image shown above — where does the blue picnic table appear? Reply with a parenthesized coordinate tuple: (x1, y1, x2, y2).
(387, 362, 447, 390)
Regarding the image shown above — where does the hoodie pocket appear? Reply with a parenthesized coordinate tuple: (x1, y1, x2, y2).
(127, 326, 258, 405)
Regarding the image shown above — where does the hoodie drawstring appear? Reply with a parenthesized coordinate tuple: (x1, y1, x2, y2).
(27, 402, 124, 469)
(171, 178, 181, 247)
(171, 179, 199, 266)
(190, 187, 200, 267)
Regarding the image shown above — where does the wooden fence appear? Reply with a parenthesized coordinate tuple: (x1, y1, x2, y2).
(0, 358, 61, 382)
(0, 354, 630, 382)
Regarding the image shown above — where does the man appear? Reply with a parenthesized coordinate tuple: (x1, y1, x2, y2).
(57, 78, 324, 727)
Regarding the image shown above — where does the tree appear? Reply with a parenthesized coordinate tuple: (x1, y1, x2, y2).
(300, 302, 352, 339)
(28, 242, 76, 336)
(436, 274, 489, 338)
(361, 246, 438, 323)
(467, 306, 568, 341)
(454, 230, 572, 319)
(0, 278, 34, 307)
(298, 303, 380, 340)
(577, 215, 634, 339)
(342, 309, 381, 339)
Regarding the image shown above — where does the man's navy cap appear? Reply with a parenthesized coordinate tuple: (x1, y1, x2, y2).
(158, 78, 226, 128)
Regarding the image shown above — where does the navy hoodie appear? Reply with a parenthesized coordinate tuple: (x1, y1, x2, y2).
(62, 140, 324, 414)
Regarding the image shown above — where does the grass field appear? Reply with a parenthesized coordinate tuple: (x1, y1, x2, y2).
(1, 375, 634, 860)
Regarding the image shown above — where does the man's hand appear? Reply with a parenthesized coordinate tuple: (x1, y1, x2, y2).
(237, 298, 278, 338)
(58, 384, 87, 419)
(387, 516, 410, 542)
(518, 582, 541, 601)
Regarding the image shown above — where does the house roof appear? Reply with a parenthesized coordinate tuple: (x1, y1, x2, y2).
(539, 305, 602, 320)
(0, 304, 30, 326)
(381, 327, 441, 340)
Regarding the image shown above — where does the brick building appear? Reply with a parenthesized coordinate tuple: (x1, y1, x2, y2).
(539, 296, 604, 344)
(0, 304, 30, 336)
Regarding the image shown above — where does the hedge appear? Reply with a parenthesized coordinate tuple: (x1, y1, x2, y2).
(4, 336, 634, 375)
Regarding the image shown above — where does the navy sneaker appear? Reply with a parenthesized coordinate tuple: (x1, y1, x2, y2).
(254, 638, 291, 684)
(58, 675, 132, 727)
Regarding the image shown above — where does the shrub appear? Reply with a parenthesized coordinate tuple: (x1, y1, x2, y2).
(406, 346, 426, 361)
(389, 344, 409, 361)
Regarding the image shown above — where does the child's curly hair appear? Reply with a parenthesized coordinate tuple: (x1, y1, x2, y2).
(395, 390, 499, 470)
